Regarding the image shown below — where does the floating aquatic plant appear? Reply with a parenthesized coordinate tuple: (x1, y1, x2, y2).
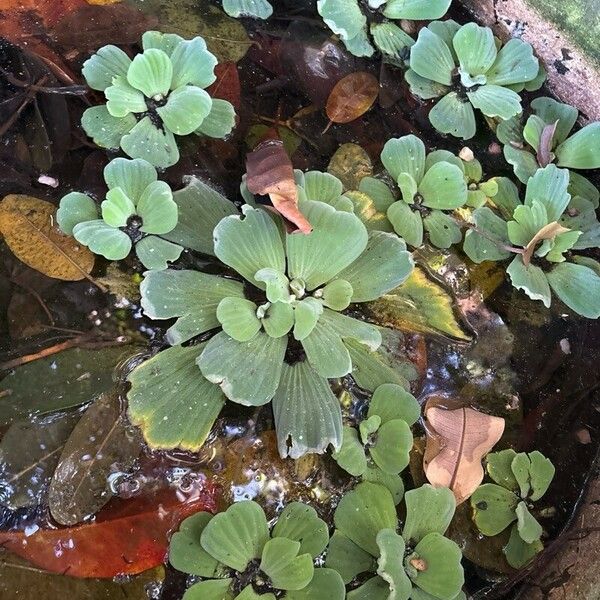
(127, 182, 415, 458)
(81, 31, 236, 168)
(222, 0, 273, 19)
(406, 21, 543, 139)
(317, 0, 452, 61)
(57, 157, 182, 269)
(169, 500, 345, 599)
(471, 449, 555, 568)
(326, 482, 465, 600)
(463, 164, 600, 318)
(497, 96, 600, 202)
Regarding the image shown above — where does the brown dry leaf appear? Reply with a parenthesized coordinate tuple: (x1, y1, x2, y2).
(537, 120, 558, 167)
(424, 404, 505, 504)
(0, 194, 94, 281)
(246, 137, 312, 234)
(522, 221, 570, 266)
(325, 72, 380, 126)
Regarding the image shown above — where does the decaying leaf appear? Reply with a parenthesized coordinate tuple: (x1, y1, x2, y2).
(327, 143, 373, 191)
(325, 72, 379, 127)
(424, 404, 505, 504)
(0, 195, 94, 282)
(48, 391, 143, 526)
(207, 61, 241, 110)
(537, 121, 558, 168)
(522, 221, 570, 266)
(364, 268, 472, 341)
(1, 484, 219, 578)
(246, 136, 312, 234)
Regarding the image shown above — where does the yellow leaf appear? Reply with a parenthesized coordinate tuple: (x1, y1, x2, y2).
(0, 194, 94, 281)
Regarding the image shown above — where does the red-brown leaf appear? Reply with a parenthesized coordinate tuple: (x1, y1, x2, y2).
(246, 137, 312, 234)
(0, 483, 219, 578)
(207, 62, 241, 111)
(326, 72, 380, 125)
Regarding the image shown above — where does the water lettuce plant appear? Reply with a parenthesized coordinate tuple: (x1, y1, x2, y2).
(332, 383, 420, 502)
(380, 135, 469, 248)
(497, 96, 600, 200)
(81, 31, 236, 168)
(463, 165, 600, 318)
(471, 449, 555, 568)
(317, 0, 452, 61)
(222, 0, 273, 19)
(169, 500, 345, 599)
(57, 157, 183, 269)
(127, 184, 415, 458)
(326, 482, 465, 600)
(406, 21, 543, 139)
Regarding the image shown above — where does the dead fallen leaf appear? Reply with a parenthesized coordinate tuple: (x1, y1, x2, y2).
(537, 120, 558, 167)
(246, 135, 312, 234)
(325, 72, 379, 128)
(424, 403, 505, 504)
(522, 221, 570, 266)
(207, 61, 241, 111)
(0, 194, 95, 282)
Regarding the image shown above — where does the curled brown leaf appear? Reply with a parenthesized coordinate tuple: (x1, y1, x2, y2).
(522, 221, 570, 266)
(325, 72, 379, 129)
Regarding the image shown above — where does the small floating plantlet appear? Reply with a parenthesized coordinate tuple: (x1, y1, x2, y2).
(471, 449, 555, 568)
(81, 31, 236, 168)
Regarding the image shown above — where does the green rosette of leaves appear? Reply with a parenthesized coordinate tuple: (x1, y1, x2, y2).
(127, 190, 415, 458)
(56, 157, 182, 269)
(326, 482, 465, 600)
(169, 500, 345, 600)
(497, 96, 600, 203)
(471, 449, 555, 568)
(406, 21, 544, 139)
(316, 0, 451, 62)
(80, 30, 236, 168)
(463, 164, 600, 318)
(222, 0, 273, 19)
(379, 135, 469, 248)
(332, 383, 421, 503)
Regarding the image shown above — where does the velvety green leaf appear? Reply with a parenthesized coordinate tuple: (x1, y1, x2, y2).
(157, 86, 212, 135)
(101, 187, 135, 227)
(358, 178, 395, 211)
(201, 501, 270, 571)
(375, 529, 412, 600)
(531, 96, 578, 145)
(492, 177, 521, 218)
(272, 360, 343, 458)
(368, 383, 421, 426)
(287, 200, 368, 290)
(140, 269, 244, 344)
(286, 568, 346, 600)
(135, 235, 183, 270)
(405, 69, 448, 100)
(486, 38, 539, 86)
(467, 85, 522, 119)
(120, 116, 180, 168)
(410, 27, 454, 86)
(262, 301, 295, 338)
(332, 426, 368, 476)
(127, 344, 225, 451)
(272, 503, 329, 559)
(223, 0, 274, 19)
(104, 157, 157, 204)
(196, 99, 236, 138)
(255, 269, 290, 303)
(522, 115, 545, 153)
(381, 135, 426, 184)
(359, 415, 381, 444)
(320, 308, 381, 350)
(320, 279, 353, 310)
(528, 451, 555, 501)
(215, 206, 285, 287)
(347, 576, 390, 600)
(183, 579, 234, 600)
(547, 262, 600, 318)
(453, 23, 497, 76)
(371, 22, 414, 64)
(260, 538, 314, 590)
(216, 297, 261, 342)
(317, 0, 366, 41)
(81, 105, 136, 150)
(463, 207, 511, 263)
(524, 164, 571, 222)
(427, 19, 461, 58)
(471, 483, 518, 536)
(342, 28, 376, 58)
(506, 255, 551, 308)
(136, 181, 177, 234)
(57, 192, 98, 235)
(503, 145, 540, 184)
(326, 531, 375, 584)
(556, 123, 600, 169)
(142, 31, 185, 56)
(362, 466, 405, 505)
(370, 419, 413, 475)
(560, 196, 600, 249)
(303, 171, 344, 204)
(423, 210, 462, 248)
(293, 297, 324, 341)
(503, 523, 543, 569)
(73, 219, 131, 260)
(82, 44, 131, 91)
(425, 150, 464, 173)
(334, 482, 397, 555)
(127, 48, 173, 98)
(199, 331, 286, 406)
(486, 450, 519, 492)
(170, 512, 220, 576)
(383, 0, 451, 19)
(568, 172, 599, 207)
(237, 585, 272, 600)
(429, 93, 476, 140)
(511, 452, 533, 498)
(170, 36, 217, 89)
(403, 484, 455, 544)
(163, 177, 237, 254)
(507, 202, 548, 246)
(105, 76, 147, 118)
(407, 533, 464, 599)
(515, 501, 543, 544)
(387, 201, 423, 247)
(301, 320, 352, 378)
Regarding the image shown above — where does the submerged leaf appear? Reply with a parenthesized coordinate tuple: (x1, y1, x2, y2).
(325, 72, 379, 125)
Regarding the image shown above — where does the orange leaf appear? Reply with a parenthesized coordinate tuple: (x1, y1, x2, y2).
(246, 137, 312, 234)
(424, 404, 505, 504)
(207, 62, 241, 111)
(325, 72, 380, 125)
(522, 221, 570, 266)
(0, 484, 219, 578)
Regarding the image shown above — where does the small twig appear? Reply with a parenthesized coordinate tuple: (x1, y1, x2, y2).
(0, 74, 50, 137)
(0, 67, 87, 95)
(0, 338, 80, 371)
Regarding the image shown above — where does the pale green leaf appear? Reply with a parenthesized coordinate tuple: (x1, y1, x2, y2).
(467, 85, 522, 119)
(81, 105, 136, 150)
(57, 193, 98, 235)
(72, 220, 131, 260)
(260, 538, 314, 591)
(487, 38, 539, 86)
(463, 207, 511, 263)
(317, 0, 366, 41)
(216, 297, 261, 342)
(135, 235, 183, 270)
(104, 157, 157, 204)
(347, 576, 390, 600)
(383, 0, 451, 19)
(381, 135, 426, 184)
(142, 31, 185, 55)
(403, 484, 455, 544)
(423, 210, 462, 248)
(170, 36, 217, 89)
(326, 531, 375, 584)
(120, 116, 180, 168)
(136, 181, 177, 234)
(531, 96, 578, 145)
(418, 162, 466, 209)
(127, 48, 173, 97)
(261, 301, 294, 338)
(486, 449, 519, 492)
(272, 503, 329, 559)
(387, 201, 423, 247)
(101, 187, 135, 227)
(157, 86, 212, 135)
(528, 451, 555, 501)
(547, 262, 600, 318)
(320, 279, 353, 310)
(429, 93, 476, 140)
(183, 579, 234, 600)
(223, 0, 274, 19)
(105, 76, 147, 117)
(515, 501, 542, 544)
(196, 99, 236, 138)
(375, 529, 412, 600)
(169, 512, 220, 576)
(410, 27, 454, 86)
(82, 45, 131, 91)
(362, 466, 405, 505)
(556, 122, 600, 169)
(370, 419, 413, 475)
(507, 255, 551, 307)
(471, 483, 518, 536)
(405, 68, 448, 100)
(453, 23, 497, 76)
(524, 164, 571, 222)
(286, 568, 346, 600)
(332, 426, 368, 476)
(503, 523, 543, 568)
(303, 171, 344, 204)
(368, 383, 421, 426)
(293, 297, 323, 341)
